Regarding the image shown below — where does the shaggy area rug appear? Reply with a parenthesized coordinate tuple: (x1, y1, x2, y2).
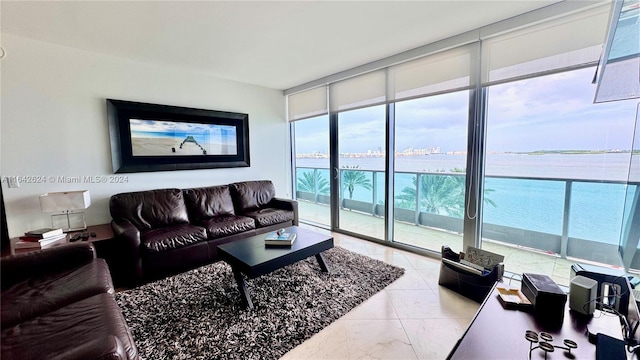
(116, 246, 405, 360)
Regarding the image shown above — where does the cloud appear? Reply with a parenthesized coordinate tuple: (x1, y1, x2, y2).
(130, 119, 235, 136)
(486, 68, 638, 151)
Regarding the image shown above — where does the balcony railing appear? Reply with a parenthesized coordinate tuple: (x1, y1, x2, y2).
(295, 166, 639, 268)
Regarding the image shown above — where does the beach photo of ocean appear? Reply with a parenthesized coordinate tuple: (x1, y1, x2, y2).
(130, 119, 237, 156)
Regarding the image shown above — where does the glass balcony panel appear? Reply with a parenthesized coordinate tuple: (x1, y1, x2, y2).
(567, 181, 628, 265)
(482, 177, 564, 245)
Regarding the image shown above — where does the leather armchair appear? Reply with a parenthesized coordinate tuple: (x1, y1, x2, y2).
(1, 243, 138, 360)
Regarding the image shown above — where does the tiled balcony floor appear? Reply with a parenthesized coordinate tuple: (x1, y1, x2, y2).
(297, 201, 582, 287)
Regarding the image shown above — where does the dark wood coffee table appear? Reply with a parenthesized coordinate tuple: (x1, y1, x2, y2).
(217, 226, 334, 309)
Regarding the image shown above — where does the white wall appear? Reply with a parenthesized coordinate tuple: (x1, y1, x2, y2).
(0, 34, 290, 237)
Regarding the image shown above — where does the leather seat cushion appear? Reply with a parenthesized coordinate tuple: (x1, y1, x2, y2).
(230, 181, 276, 213)
(183, 185, 236, 222)
(141, 224, 207, 253)
(243, 208, 295, 228)
(1, 259, 114, 328)
(200, 215, 255, 239)
(1, 293, 138, 360)
(109, 188, 190, 230)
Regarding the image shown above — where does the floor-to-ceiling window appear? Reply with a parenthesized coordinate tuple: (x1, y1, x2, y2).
(393, 91, 469, 253)
(286, 2, 639, 285)
(482, 67, 638, 285)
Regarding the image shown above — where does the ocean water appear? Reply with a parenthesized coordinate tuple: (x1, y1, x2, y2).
(131, 130, 210, 144)
(296, 153, 636, 245)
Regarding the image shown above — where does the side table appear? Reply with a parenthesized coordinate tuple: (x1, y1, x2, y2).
(7, 224, 130, 288)
(76, 223, 132, 288)
(70, 223, 114, 243)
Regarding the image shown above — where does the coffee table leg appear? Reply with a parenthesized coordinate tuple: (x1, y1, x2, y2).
(232, 268, 254, 310)
(315, 252, 330, 273)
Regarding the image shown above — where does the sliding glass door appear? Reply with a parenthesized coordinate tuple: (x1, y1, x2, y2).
(292, 115, 331, 227)
(392, 91, 470, 253)
(336, 105, 387, 239)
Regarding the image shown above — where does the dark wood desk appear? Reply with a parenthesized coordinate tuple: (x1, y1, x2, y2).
(448, 283, 626, 359)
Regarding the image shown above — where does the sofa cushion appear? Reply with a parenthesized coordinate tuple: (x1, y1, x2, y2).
(110, 188, 189, 230)
(1, 293, 138, 360)
(230, 180, 276, 213)
(141, 224, 207, 253)
(200, 215, 255, 239)
(183, 185, 235, 222)
(243, 208, 295, 228)
(1, 259, 114, 328)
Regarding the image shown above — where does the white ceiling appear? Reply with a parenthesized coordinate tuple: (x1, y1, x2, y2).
(1, 1, 561, 90)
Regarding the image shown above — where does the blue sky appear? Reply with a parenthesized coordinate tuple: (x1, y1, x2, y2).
(130, 119, 236, 140)
(294, 67, 638, 154)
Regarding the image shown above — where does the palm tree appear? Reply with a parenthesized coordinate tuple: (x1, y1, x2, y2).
(394, 175, 418, 209)
(297, 171, 329, 197)
(341, 166, 372, 199)
(420, 174, 465, 217)
(394, 168, 496, 218)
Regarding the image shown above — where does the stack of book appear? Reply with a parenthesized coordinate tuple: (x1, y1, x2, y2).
(264, 231, 296, 246)
(15, 228, 67, 252)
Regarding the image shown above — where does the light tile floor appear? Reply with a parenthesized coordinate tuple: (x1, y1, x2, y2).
(281, 224, 480, 360)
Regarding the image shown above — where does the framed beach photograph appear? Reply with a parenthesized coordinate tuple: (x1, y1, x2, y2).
(107, 99, 250, 173)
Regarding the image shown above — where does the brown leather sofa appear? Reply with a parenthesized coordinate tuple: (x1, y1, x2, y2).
(109, 180, 298, 282)
(1, 243, 138, 360)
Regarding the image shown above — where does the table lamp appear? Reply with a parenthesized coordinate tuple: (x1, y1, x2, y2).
(39, 190, 91, 232)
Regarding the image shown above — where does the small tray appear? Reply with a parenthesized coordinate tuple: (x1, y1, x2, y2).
(496, 286, 533, 310)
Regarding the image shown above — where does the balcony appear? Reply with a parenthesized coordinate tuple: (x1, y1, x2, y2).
(296, 167, 638, 286)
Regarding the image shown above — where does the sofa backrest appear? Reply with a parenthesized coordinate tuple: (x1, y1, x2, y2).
(109, 188, 189, 230)
(229, 180, 276, 213)
(183, 185, 235, 222)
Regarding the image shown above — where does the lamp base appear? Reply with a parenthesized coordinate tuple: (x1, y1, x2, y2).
(51, 212, 87, 232)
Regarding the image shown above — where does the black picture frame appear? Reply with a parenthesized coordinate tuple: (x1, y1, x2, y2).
(107, 99, 250, 173)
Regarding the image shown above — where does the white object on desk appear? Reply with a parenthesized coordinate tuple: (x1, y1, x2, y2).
(570, 275, 598, 315)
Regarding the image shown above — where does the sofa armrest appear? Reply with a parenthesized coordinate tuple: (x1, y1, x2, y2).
(1, 242, 96, 290)
(268, 198, 299, 226)
(111, 220, 143, 281)
(111, 219, 141, 247)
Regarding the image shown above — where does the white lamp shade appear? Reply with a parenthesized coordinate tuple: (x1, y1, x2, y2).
(39, 190, 91, 212)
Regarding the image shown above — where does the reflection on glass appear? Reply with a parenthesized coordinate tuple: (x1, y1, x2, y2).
(594, 0, 640, 102)
(620, 104, 640, 271)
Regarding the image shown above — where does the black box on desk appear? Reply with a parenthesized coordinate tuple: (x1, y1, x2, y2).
(438, 259, 504, 303)
(521, 273, 567, 324)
